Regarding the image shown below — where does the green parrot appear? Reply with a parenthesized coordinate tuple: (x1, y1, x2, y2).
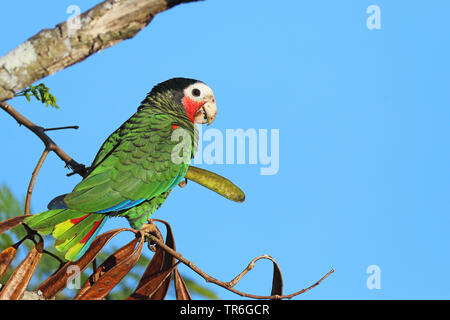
(24, 78, 217, 261)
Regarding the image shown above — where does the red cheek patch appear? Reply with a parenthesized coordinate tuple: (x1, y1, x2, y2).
(182, 96, 205, 122)
(171, 124, 179, 130)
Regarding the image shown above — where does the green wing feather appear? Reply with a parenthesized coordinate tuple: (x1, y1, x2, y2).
(24, 209, 83, 236)
(64, 110, 191, 213)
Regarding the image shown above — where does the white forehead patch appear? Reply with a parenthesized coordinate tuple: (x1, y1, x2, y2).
(184, 82, 215, 101)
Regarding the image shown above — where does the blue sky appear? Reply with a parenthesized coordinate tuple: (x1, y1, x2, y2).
(1, 0, 450, 299)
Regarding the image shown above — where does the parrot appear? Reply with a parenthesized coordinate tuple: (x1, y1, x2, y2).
(24, 78, 217, 261)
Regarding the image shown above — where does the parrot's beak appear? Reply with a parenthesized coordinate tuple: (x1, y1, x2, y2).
(194, 97, 217, 126)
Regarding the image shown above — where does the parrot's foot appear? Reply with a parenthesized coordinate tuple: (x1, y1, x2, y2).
(178, 178, 188, 188)
(140, 222, 163, 251)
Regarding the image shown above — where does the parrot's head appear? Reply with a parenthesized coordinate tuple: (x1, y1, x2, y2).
(149, 78, 217, 126)
(181, 81, 217, 126)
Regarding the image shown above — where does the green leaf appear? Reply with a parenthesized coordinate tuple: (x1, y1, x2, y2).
(15, 83, 59, 108)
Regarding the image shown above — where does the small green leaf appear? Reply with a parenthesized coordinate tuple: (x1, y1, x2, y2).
(15, 83, 59, 108)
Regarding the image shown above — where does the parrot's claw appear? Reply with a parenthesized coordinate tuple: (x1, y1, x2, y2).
(178, 178, 188, 188)
(140, 221, 163, 250)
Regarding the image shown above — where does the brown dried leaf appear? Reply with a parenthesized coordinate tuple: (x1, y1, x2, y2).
(74, 238, 139, 299)
(127, 220, 177, 300)
(0, 215, 28, 234)
(133, 244, 164, 290)
(270, 259, 283, 297)
(148, 251, 173, 300)
(126, 263, 178, 300)
(37, 228, 137, 299)
(150, 220, 176, 300)
(0, 246, 18, 278)
(0, 239, 43, 300)
(174, 268, 192, 300)
(75, 236, 143, 300)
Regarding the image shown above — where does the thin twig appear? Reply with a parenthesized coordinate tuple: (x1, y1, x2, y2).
(25, 148, 49, 215)
(147, 221, 334, 299)
(42, 250, 65, 268)
(0, 101, 87, 177)
(226, 254, 277, 288)
(44, 125, 79, 131)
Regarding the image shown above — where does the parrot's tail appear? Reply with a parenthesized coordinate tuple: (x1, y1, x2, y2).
(24, 210, 108, 261)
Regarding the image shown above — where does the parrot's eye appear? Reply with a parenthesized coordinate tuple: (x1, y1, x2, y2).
(192, 89, 201, 97)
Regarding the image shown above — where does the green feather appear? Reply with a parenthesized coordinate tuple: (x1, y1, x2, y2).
(24, 209, 85, 231)
(64, 109, 194, 213)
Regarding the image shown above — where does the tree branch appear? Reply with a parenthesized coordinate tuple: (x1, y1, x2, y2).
(0, 0, 201, 102)
(148, 219, 334, 300)
(25, 148, 50, 215)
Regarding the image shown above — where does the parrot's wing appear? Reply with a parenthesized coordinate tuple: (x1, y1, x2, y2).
(63, 113, 190, 213)
(90, 125, 123, 171)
